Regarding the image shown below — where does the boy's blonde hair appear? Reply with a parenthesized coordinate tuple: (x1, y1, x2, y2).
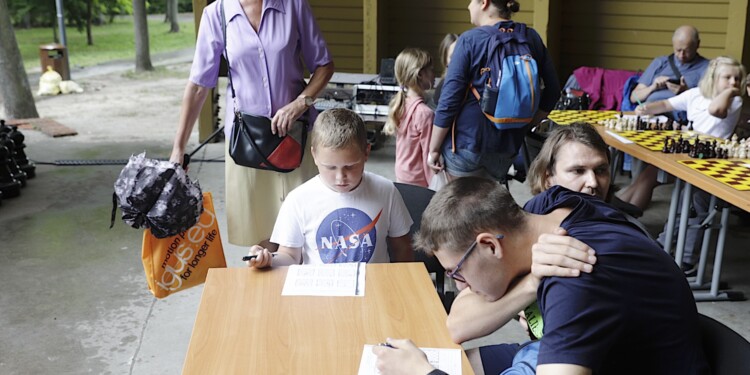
(310, 108, 368, 153)
(698, 56, 747, 98)
(384, 48, 433, 135)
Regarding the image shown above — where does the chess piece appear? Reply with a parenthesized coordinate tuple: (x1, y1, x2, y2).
(687, 121, 694, 131)
(0, 144, 22, 198)
(4, 126, 35, 179)
(710, 140, 718, 159)
(662, 138, 670, 153)
(0, 135, 27, 187)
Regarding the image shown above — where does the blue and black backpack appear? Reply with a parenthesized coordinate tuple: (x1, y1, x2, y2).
(472, 22, 541, 130)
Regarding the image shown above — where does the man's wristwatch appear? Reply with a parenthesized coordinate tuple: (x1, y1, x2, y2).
(298, 95, 314, 108)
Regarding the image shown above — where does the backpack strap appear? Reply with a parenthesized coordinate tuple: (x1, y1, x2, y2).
(667, 54, 682, 82)
(109, 192, 118, 229)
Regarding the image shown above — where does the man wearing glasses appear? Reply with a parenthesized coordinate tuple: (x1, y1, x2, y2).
(373, 177, 708, 375)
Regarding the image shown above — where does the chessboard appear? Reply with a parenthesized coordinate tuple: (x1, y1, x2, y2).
(616, 130, 718, 151)
(678, 159, 750, 191)
(547, 110, 619, 125)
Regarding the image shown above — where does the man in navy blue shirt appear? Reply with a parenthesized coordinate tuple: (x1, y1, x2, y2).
(373, 177, 708, 375)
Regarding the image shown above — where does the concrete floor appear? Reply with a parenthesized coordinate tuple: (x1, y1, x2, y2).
(2, 61, 750, 374)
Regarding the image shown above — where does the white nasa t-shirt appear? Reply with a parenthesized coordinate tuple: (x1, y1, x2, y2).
(270, 171, 413, 264)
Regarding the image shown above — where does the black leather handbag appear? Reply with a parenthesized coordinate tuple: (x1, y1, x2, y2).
(220, 0, 306, 173)
(229, 112, 306, 173)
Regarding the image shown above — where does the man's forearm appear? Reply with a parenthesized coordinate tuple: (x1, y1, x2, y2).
(446, 277, 537, 344)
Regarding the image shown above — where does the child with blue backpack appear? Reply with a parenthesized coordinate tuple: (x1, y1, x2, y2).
(428, 0, 560, 183)
(384, 48, 436, 188)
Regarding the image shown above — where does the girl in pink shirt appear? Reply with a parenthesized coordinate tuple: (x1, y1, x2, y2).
(384, 48, 436, 187)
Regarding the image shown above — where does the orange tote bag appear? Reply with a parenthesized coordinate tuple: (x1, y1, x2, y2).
(141, 192, 226, 298)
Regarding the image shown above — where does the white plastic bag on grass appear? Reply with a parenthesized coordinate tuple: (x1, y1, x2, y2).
(37, 66, 62, 96)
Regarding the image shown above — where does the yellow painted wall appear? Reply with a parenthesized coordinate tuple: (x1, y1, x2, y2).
(381, 0, 534, 75)
(308, 0, 364, 72)
(304, 0, 750, 81)
(556, 0, 745, 79)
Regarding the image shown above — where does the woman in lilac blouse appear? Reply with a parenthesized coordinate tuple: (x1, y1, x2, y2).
(169, 0, 334, 247)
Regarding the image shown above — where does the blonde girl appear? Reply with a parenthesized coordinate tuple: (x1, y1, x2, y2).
(636, 56, 746, 138)
(384, 47, 436, 187)
(628, 56, 745, 271)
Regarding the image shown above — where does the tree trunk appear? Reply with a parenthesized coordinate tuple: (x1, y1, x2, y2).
(167, 0, 180, 33)
(86, 0, 94, 46)
(132, 0, 153, 72)
(0, 0, 39, 119)
(164, 0, 170, 22)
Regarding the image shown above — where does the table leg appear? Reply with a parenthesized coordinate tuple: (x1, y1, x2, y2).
(673, 182, 692, 267)
(693, 204, 743, 301)
(663, 179, 683, 255)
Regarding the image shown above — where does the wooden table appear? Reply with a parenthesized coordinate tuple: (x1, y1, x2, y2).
(598, 127, 750, 300)
(182, 263, 473, 374)
(597, 127, 750, 212)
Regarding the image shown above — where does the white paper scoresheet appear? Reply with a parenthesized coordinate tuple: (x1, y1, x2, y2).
(281, 263, 366, 296)
(358, 345, 462, 375)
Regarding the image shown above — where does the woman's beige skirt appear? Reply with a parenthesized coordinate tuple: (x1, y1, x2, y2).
(225, 139, 317, 246)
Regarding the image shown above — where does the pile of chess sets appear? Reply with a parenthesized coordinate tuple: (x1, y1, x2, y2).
(602, 114, 750, 159)
(0, 119, 36, 205)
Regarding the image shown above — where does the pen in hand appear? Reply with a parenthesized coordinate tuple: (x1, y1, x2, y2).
(242, 253, 278, 262)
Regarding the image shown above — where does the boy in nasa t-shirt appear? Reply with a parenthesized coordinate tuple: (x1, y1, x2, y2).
(246, 109, 414, 268)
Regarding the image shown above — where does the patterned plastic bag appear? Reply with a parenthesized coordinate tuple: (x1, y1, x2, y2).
(111, 152, 203, 238)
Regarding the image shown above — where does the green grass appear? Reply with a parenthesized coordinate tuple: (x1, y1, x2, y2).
(14, 17, 196, 71)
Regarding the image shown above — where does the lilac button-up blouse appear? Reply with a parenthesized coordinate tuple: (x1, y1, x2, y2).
(189, 0, 332, 135)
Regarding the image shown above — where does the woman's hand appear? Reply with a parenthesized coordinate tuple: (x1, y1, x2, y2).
(372, 339, 436, 375)
(246, 245, 274, 268)
(271, 97, 308, 137)
(427, 151, 444, 171)
(530, 228, 596, 285)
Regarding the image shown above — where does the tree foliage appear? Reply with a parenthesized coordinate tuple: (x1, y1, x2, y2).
(7, 0, 133, 29)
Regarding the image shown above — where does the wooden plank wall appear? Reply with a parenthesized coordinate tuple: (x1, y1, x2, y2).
(308, 0, 364, 72)
(557, 0, 736, 80)
(381, 0, 534, 76)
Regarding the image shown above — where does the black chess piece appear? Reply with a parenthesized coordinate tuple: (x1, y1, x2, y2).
(0, 135, 27, 187)
(4, 126, 35, 179)
(0, 144, 22, 198)
(662, 138, 670, 153)
(669, 138, 677, 153)
(709, 140, 717, 158)
(687, 121, 694, 131)
(688, 139, 698, 158)
(665, 118, 674, 131)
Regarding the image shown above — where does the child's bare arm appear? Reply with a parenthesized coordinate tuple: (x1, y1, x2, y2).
(246, 245, 302, 268)
(708, 87, 741, 118)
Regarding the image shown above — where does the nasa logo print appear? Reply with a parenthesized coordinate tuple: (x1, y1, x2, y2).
(316, 208, 381, 263)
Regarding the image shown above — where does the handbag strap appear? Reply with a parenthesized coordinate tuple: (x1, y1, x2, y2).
(667, 54, 682, 82)
(219, 0, 239, 110)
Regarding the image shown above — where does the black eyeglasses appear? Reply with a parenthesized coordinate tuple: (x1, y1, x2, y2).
(445, 234, 504, 283)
